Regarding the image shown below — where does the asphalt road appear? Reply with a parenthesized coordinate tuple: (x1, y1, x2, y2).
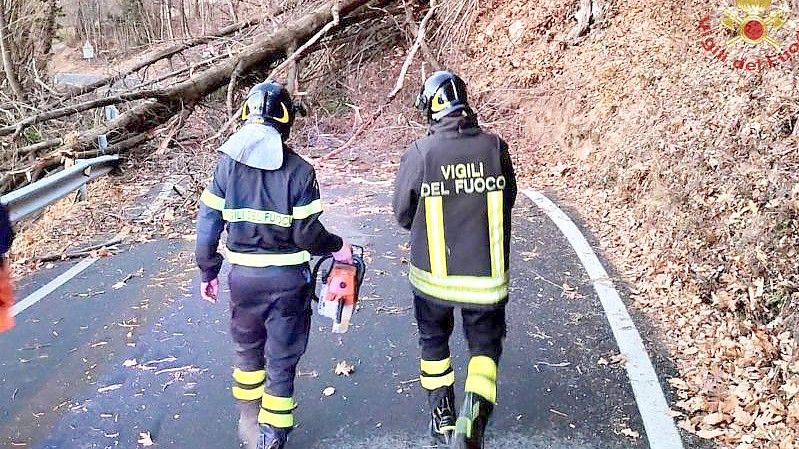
(0, 183, 688, 449)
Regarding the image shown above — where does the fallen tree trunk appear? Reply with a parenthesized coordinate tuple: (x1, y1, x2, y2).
(0, 0, 374, 192)
(58, 17, 263, 102)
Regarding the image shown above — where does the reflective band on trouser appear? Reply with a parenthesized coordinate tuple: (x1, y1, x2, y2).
(420, 357, 456, 391)
(231, 368, 265, 401)
(200, 189, 225, 211)
(425, 196, 448, 277)
(486, 191, 505, 278)
(226, 250, 311, 267)
(293, 199, 323, 220)
(223, 208, 292, 227)
(259, 393, 296, 428)
(464, 356, 497, 404)
(409, 265, 508, 305)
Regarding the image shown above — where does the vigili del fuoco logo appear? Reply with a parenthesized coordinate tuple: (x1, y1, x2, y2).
(698, 0, 799, 70)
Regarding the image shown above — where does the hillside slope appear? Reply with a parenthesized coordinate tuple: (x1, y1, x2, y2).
(448, 0, 799, 447)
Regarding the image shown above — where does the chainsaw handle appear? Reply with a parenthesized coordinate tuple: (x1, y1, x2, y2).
(310, 254, 334, 302)
(309, 247, 366, 303)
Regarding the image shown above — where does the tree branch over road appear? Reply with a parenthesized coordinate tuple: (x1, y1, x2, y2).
(0, 0, 376, 192)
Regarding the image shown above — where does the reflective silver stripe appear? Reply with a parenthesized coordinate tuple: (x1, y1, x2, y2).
(409, 264, 508, 305)
(226, 250, 311, 267)
(222, 208, 293, 227)
(293, 199, 323, 219)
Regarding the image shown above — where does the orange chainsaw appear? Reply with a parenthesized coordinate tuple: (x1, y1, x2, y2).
(311, 245, 366, 333)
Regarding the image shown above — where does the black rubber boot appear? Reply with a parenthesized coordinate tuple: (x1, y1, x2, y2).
(237, 401, 260, 449)
(256, 424, 289, 449)
(429, 386, 457, 445)
(450, 392, 493, 449)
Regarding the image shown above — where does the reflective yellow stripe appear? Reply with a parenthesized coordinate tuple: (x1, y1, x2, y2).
(465, 356, 497, 404)
(409, 264, 508, 305)
(261, 394, 296, 412)
(420, 358, 451, 375)
(232, 386, 265, 401)
(293, 199, 323, 219)
(200, 189, 225, 211)
(223, 208, 293, 227)
(231, 369, 266, 400)
(258, 409, 294, 428)
(468, 356, 497, 381)
(487, 191, 504, 278)
(421, 371, 456, 390)
(233, 368, 266, 385)
(425, 196, 447, 276)
(226, 250, 311, 267)
(410, 265, 507, 290)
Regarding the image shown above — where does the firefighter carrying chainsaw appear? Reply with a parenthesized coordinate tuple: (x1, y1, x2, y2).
(393, 71, 517, 449)
(195, 81, 353, 449)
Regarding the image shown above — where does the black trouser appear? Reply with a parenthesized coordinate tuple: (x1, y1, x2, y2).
(228, 264, 312, 429)
(414, 295, 506, 404)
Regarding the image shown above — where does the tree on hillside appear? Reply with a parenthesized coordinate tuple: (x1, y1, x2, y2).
(0, 0, 445, 194)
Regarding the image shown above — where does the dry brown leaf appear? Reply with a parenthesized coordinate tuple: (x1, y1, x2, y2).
(610, 354, 627, 365)
(137, 432, 154, 446)
(334, 360, 355, 376)
(620, 428, 640, 439)
(668, 378, 689, 391)
(702, 412, 727, 426)
(696, 428, 726, 439)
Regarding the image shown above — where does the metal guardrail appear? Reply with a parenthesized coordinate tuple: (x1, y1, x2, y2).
(0, 155, 120, 223)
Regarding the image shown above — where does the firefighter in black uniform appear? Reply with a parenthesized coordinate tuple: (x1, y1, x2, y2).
(195, 81, 352, 449)
(392, 71, 517, 449)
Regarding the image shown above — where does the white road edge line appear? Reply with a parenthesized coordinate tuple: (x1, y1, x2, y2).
(522, 189, 684, 449)
(11, 257, 99, 316)
(12, 179, 179, 318)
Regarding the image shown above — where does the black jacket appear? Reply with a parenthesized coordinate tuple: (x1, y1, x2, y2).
(196, 148, 342, 282)
(393, 116, 516, 308)
(0, 203, 12, 257)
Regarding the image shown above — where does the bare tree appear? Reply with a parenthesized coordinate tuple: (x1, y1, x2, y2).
(0, 2, 25, 100)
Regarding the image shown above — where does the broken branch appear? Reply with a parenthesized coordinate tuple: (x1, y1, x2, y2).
(388, 2, 437, 100)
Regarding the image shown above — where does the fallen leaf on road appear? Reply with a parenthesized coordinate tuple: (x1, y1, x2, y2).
(610, 354, 628, 365)
(112, 281, 126, 290)
(620, 428, 640, 439)
(138, 432, 154, 446)
(335, 360, 355, 376)
(597, 357, 609, 366)
(123, 359, 138, 367)
(322, 386, 336, 397)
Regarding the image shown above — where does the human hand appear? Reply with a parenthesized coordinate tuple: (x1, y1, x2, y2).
(332, 242, 353, 264)
(200, 278, 219, 304)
